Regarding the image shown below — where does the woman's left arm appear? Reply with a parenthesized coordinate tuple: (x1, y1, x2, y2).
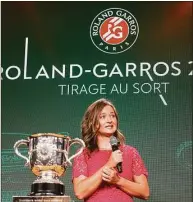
(102, 168, 150, 200)
(116, 173, 150, 200)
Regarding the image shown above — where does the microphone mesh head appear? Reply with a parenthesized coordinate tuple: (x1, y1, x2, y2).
(110, 136, 118, 146)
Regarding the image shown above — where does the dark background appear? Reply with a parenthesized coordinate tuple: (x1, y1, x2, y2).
(1, 2, 192, 202)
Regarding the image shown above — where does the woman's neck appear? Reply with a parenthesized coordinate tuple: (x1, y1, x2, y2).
(97, 135, 112, 150)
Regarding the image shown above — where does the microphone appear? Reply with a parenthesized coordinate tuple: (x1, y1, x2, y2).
(109, 136, 122, 173)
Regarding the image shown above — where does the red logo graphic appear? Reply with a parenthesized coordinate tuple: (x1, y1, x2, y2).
(90, 8, 139, 54)
(100, 17, 129, 45)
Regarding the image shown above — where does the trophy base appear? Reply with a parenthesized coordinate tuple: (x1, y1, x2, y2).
(30, 183, 64, 196)
(13, 195, 71, 202)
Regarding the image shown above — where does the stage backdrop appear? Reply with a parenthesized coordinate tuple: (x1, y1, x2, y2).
(1, 2, 192, 202)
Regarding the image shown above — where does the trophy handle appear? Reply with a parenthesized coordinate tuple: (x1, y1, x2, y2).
(66, 138, 85, 166)
(14, 139, 30, 166)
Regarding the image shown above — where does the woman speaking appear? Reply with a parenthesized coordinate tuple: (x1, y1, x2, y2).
(72, 98, 150, 202)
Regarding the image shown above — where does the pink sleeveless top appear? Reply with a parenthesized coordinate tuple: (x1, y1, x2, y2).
(72, 145, 148, 202)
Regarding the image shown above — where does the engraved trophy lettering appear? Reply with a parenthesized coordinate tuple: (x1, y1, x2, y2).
(14, 133, 85, 196)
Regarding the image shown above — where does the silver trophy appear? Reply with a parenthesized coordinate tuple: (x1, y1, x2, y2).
(14, 133, 85, 196)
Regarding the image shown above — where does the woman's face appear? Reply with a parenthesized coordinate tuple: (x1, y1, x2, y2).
(97, 105, 117, 136)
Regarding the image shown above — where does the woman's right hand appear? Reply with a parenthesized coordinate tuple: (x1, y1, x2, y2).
(106, 150, 123, 168)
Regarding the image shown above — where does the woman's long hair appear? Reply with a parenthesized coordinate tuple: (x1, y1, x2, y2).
(81, 98, 125, 152)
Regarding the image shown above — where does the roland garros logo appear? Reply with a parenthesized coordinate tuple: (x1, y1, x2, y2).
(90, 8, 139, 54)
